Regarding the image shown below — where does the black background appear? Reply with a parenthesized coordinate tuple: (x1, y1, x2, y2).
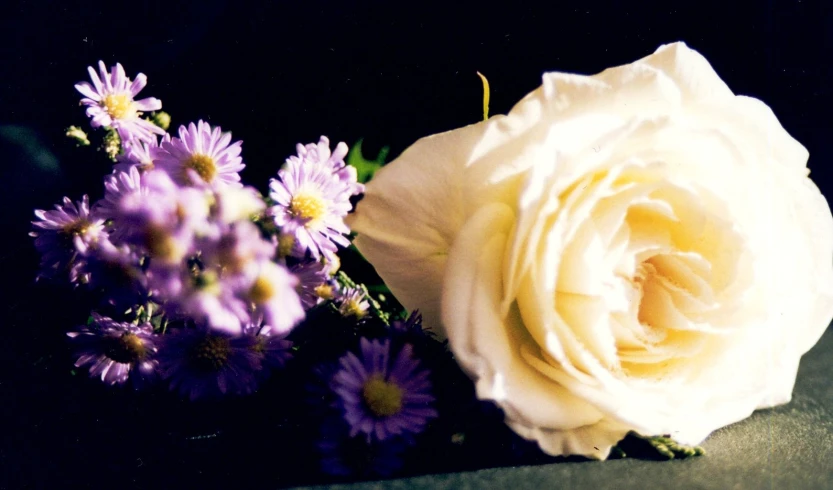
(1, 1, 832, 488)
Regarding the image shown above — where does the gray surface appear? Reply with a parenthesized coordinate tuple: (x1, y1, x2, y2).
(303, 327, 833, 490)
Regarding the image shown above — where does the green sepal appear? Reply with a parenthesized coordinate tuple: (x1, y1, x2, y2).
(148, 111, 171, 131)
(611, 431, 705, 460)
(65, 126, 91, 146)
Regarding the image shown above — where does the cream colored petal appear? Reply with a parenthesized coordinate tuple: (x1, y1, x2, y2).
(507, 414, 629, 460)
(638, 42, 734, 102)
(443, 203, 605, 434)
(793, 176, 833, 354)
(695, 96, 810, 174)
(349, 120, 489, 333)
(351, 71, 566, 335)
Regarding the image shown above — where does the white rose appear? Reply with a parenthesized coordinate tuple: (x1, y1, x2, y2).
(348, 42, 833, 459)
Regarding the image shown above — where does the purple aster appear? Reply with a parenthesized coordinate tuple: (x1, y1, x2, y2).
(288, 259, 330, 309)
(211, 185, 266, 225)
(268, 138, 361, 261)
(147, 265, 247, 336)
(268, 160, 351, 261)
(111, 170, 209, 264)
(200, 221, 275, 275)
(243, 317, 293, 371)
(72, 233, 148, 306)
(31, 195, 105, 281)
(156, 120, 244, 188)
(389, 310, 437, 343)
(391, 310, 424, 334)
(95, 165, 148, 242)
(289, 136, 364, 196)
(157, 327, 262, 400)
(333, 338, 437, 442)
(336, 286, 370, 320)
(235, 260, 305, 336)
(113, 133, 169, 174)
(67, 313, 158, 386)
(74, 61, 164, 144)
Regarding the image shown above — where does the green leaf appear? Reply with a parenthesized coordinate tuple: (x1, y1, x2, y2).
(347, 138, 389, 183)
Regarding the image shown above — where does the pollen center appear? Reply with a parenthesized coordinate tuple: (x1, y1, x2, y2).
(101, 94, 135, 120)
(144, 225, 179, 261)
(249, 275, 275, 303)
(362, 375, 403, 417)
(183, 154, 217, 183)
(105, 333, 147, 363)
(62, 219, 90, 236)
(277, 233, 295, 257)
(340, 299, 367, 319)
(192, 335, 231, 370)
(314, 284, 334, 300)
(289, 192, 326, 223)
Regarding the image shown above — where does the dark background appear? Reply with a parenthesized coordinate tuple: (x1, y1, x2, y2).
(1, 1, 832, 488)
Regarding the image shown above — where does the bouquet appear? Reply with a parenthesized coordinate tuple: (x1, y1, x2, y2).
(31, 42, 833, 482)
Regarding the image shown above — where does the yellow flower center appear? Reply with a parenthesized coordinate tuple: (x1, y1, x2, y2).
(105, 333, 147, 363)
(249, 275, 275, 303)
(101, 94, 135, 120)
(144, 225, 179, 261)
(314, 284, 334, 300)
(251, 337, 267, 355)
(289, 192, 326, 224)
(62, 219, 90, 237)
(193, 270, 221, 295)
(277, 233, 295, 258)
(183, 154, 217, 183)
(60, 219, 104, 253)
(362, 375, 403, 417)
(325, 255, 340, 275)
(341, 299, 367, 319)
(192, 335, 231, 370)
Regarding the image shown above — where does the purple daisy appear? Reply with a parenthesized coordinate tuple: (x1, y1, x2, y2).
(268, 138, 361, 261)
(67, 313, 158, 386)
(211, 185, 266, 226)
(234, 260, 305, 336)
(243, 317, 293, 371)
(96, 166, 148, 242)
(147, 265, 247, 336)
(72, 233, 147, 306)
(113, 133, 169, 174)
(200, 221, 275, 275)
(31, 195, 105, 281)
(336, 287, 370, 319)
(391, 310, 424, 334)
(74, 61, 164, 144)
(333, 338, 437, 442)
(111, 170, 210, 264)
(157, 327, 262, 400)
(289, 136, 364, 196)
(156, 120, 245, 188)
(288, 259, 330, 309)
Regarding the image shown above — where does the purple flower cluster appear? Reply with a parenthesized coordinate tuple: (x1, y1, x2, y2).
(32, 61, 372, 400)
(35, 60, 450, 480)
